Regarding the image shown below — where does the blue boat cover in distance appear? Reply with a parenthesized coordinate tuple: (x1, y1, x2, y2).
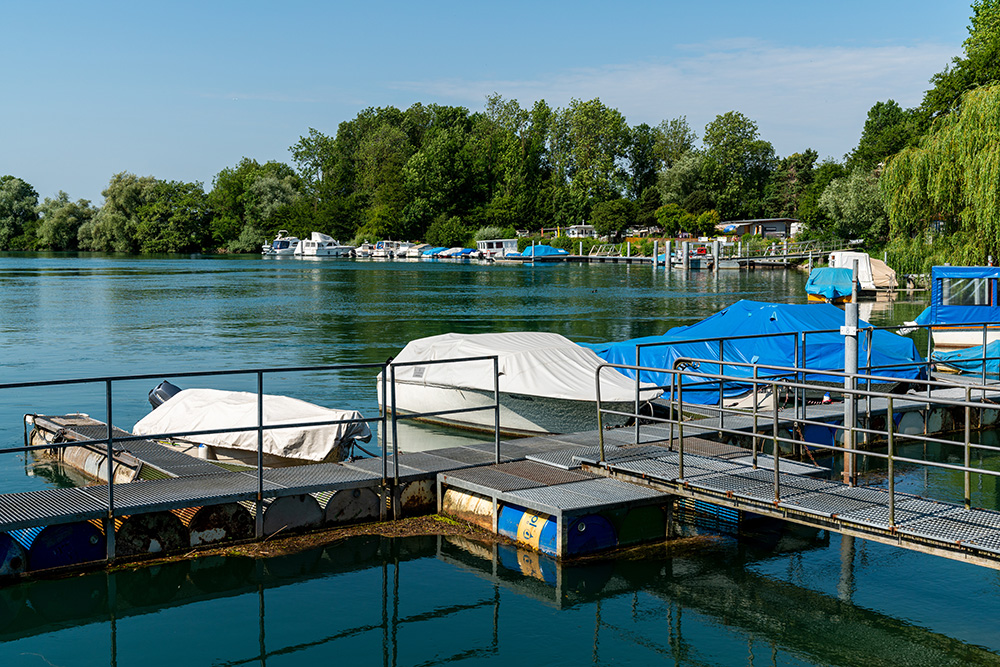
(421, 246, 449, 255)
(805, 267, 854, 300)
(518, 245, 568, 257)
(914, 265, 1000, 326)
(932, 340, 1000, 376)
(580, 299, 926, 404)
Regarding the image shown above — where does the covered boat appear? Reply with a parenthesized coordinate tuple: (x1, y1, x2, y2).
(805, 267, 854, 303)
(378, 332, 662, 436)
(910, 266, 1000, 350)
(582, 300, 926, 405)
(932, 340, 1000, 377)
(515, 245, 569, 260)
(828, 251, 897, 292)
(134, 386, 372, 465)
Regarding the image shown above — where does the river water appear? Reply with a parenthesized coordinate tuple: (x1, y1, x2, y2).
(2, 253, 999, 666)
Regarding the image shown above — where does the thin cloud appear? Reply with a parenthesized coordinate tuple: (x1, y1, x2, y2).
(392, 42, 958, 160)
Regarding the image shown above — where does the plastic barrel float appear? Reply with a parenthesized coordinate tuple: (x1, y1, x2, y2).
(497, 504, 617, 557)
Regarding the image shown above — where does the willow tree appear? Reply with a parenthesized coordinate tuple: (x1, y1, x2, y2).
(881, 85, 1000, 260)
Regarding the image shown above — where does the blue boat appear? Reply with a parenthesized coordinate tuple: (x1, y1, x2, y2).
(515, 245, 569, 259)
(932, 340, 1000, 376)
(911, 266, 1000, 350)
(581, 300, 926, 405)
(805, 267, 854, 304)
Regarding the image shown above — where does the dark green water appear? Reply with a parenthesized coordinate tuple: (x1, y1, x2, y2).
(4, 253, 1000, 666)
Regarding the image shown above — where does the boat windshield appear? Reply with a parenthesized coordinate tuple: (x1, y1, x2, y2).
(942, 277, 996, 307)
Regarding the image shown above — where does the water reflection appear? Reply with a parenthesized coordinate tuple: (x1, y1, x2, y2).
(1, 530, 996, 666)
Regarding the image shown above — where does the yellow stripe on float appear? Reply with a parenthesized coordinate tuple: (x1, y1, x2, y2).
(516, 510, 548, 551)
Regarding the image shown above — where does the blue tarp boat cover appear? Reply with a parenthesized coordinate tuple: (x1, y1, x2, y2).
(421, 246, 449, 256)
(805, 267, 854, 300)
(932, 340, 1000, 376)
(518, 245, 568, 258)
(581, 300, 926, 404)
(914, 265, 1000, 326)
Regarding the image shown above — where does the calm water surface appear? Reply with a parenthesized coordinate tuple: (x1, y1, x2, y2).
(3, 253, 999, 666)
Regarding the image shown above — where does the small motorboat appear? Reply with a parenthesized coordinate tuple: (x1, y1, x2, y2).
(261, 230, 300, 256)
(135, 381, 372, 465)
(805, 267, 854, 304)
(378, 332, 662, 437)
(294, 232, 354, 258)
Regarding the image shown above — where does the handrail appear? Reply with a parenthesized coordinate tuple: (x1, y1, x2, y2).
(3, 356, 503, 555)
(595, 357, 1000, 527)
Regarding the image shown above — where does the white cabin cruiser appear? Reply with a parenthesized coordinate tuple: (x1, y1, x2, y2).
(262, 230, 300, 256)
(377, 331, 662, 437)
(294, 232, 354, 258)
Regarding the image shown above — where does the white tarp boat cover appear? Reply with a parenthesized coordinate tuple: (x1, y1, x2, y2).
(829, 251, 897, 290)
(133, 389, 372, 462)
(387, 332, 661, 402)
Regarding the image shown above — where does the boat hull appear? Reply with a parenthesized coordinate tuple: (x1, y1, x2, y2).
(929, 326, 1000, 352)
(377, 381, 635, 437)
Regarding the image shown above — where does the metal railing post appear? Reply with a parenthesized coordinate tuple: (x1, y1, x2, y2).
(634, 345, 641, 445)
(717, 339, 725, 431)
(965, 386, 972, 510)
(390, 365, 399, 491)
(381, 364, 388, 483)
(596, 366, 606, 463)
(255, 371, 264, 539)
(105, 379, 116, 561)
(677, 377, 685, 479)
(772, 381, 780, 502)
(752, 365, 759, 469)
(888, 396, 896, 527)
(493, 357, 501, 465)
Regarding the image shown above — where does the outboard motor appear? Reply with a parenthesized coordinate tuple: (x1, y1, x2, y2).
(148, 380, 183, 409)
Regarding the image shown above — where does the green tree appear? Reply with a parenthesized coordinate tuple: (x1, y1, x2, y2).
(79, 173, 159, 252)
(424, 215, 470, 247)
(590, 199, 635, 241)
(134, 180, 212, 253)
(763, 150, 817, 218)
(35, 192, 95, 250)
(548, 98, 630, 224)
(0, 176, 39, 249)
(657, 150, 705, 207)
(654, 116, 698, 170)
(626, 123, 659, 199)
(923, 0, 1000, 116)
(701, 111, 776, 220)
(845, 101, 920, 172)
(818, 169, 888, 243)
(882, 84, 1000, 259)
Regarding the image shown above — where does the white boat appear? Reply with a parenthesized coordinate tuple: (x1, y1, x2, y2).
(135, 383, 372, 466)
(294, 232, 354, 258)
(354, 241, 374, 258)
(262, 230, 300, 256)
(477, 239, 519, 259)
(377, 332, 662, 437)
(396, 243, 429, 258)
(373, 240, 408, 258)
(828, 251, 897, 293)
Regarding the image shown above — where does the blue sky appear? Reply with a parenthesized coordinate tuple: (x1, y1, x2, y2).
(1, 1, 971, 205)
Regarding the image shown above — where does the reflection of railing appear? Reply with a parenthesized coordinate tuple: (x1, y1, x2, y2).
(596, 358, 1000, 524)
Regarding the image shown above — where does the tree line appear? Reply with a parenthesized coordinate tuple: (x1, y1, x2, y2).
(2, 0, 998, 269)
